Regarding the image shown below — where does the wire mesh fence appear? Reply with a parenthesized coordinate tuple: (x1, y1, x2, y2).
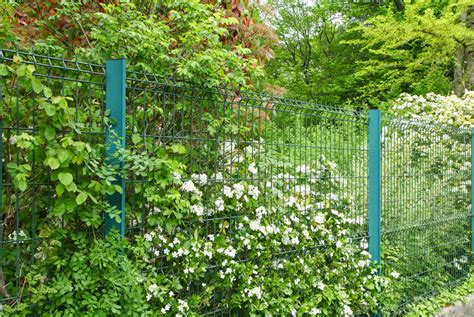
(124, 72, 370, 314)
(0, 48, 472, 315)
(381, 118, 472, 315)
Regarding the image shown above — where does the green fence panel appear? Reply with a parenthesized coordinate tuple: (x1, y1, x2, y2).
(472, 127, 474, 257)
(380, 117, 471, 315)
(0, 48, 472, 316)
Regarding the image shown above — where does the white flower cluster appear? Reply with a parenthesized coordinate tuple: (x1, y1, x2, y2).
(392, 91, 474, 128)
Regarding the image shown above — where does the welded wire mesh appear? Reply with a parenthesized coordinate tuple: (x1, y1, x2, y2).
(124, 73, 370, 315)
(381, 117, 472, 315)
(0, 48, 106, 305)
(0, 49, 472, 316)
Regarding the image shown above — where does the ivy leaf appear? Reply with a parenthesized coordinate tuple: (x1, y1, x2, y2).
(76, 192, 88, 205)
(32, 78, 43, 94)
(58, 172, 73, 186)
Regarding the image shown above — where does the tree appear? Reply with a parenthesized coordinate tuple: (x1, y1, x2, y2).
(265, 0, 383, 103)
(1, 0, 277, 88)
(348, 0, 474, 104)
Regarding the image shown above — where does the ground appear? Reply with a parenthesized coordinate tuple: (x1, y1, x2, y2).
(436, 295, 474, 317)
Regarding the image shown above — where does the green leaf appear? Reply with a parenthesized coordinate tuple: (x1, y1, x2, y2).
(131, 133, 141, 144)
(65, 181, 77, 192)
(56, 183, 65, 197)
(58, 172, 73, 186)
(170, 144, 187, 154)
(58, 149, 70, 163)
(76, 192, 88, 205)
(0, 64, 9, 76)
(27, 65, 35, 74)
(114, 185, 123, 194)
(46, 158, 60, 170)
(16, 65, 26, 77)
(32, 78, 43, 94)
(17, 179, 27, 192)
(44, 126, 56, 141)
(43, 87, 52, 98)
(44, 104, 56, 117)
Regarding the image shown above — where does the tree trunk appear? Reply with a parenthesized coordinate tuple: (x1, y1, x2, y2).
(464, 6, 474, 93)
(454, 7, 474, 96)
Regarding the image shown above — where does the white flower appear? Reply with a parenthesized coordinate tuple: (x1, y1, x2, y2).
(144, 233, 153, 242)
(255, 206, 266, 218)
(223, 185, 233, 198)
(191, 173, 208, 186)
(343, 304, 353, 316)
(146, 294, 152, 301)
(294, 184, 311, 196)
(181, 180, 197, 193)
(247, 286, 262, 299)
(309, 308, 321, 315)
(336, 240, 343, 248)
(249, 219, 261, 231)
(149, 284, 158, 293)
(173, 171, 182, 182)
(297, 165, 311, 174)
(222, 141, 235, 154)
(215, 197, 225, 212)
(314, 214, 325, 224)
(248, 185, 259, 199)
(223, 246, 236, 258)
(233, 183, 245, 199)
(317, 282, 325, 290)
(161, 304, 171, 314)
(390, 271, 400, 279)
(285, 196, 297, 207)
(248, 162, 258, 175)
(315, 202, 325, 209)
(191, 204, 205, 216)
(177, 299, 189, 312)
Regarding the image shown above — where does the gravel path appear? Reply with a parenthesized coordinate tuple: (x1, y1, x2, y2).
(435, 295, 474, 317)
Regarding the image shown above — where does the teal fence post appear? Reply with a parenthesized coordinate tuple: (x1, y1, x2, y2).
(105, 59, 126, 237)
(368, 109, 382, 315)
(471, 128, 474, 257)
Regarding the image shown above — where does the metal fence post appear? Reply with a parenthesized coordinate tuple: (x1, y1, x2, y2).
(368, 109, 382, 315)
(471, 128, 474, 257)
(105, 59, 126, 237)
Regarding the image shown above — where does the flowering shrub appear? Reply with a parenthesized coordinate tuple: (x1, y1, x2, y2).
(133, 149, 382, 315)
(390, 91, 474, 128)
